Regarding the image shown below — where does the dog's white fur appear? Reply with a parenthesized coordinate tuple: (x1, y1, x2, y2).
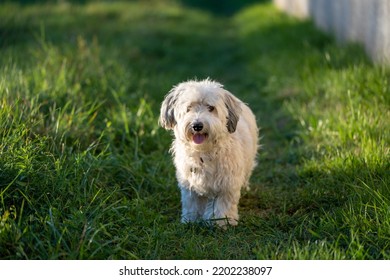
(159, 79, 258, 226)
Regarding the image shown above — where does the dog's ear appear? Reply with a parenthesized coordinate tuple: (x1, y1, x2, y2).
(223, 90, 242, 133)
(159, 87, 180, 130)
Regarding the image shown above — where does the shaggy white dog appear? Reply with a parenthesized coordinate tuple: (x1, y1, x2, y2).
(159, 79, 258, 226)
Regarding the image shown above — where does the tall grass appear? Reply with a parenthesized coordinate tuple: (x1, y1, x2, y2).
(0, 0, 389, 259)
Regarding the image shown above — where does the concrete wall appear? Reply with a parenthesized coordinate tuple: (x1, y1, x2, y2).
(274, 0, 390, 64)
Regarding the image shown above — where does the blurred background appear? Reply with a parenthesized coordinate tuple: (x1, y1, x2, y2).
(274, 0, 390, 64)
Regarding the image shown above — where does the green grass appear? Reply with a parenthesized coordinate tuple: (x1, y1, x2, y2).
(0, 0, 389, 259)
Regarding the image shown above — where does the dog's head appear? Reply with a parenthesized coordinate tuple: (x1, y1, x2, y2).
(159, 79, 242, 147)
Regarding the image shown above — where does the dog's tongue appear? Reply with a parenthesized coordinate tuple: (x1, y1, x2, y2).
(193, 134, 206, 144)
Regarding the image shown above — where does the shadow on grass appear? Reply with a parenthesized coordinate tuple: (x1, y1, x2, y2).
(179, 0, 268, 16)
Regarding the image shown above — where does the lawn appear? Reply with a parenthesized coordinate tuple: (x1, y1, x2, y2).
(0, 0, 389, 259)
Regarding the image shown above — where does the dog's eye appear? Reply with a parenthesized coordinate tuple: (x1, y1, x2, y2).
(186, 106, 191, 112)
(207, 105, 215, 112)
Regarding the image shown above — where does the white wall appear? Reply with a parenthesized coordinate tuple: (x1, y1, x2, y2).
(274, 0, 390, 64)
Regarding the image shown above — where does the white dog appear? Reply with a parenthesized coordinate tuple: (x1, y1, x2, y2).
(159, 79, 258, 226)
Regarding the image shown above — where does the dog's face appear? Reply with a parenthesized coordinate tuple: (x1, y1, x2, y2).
(160, 80, 242, 147)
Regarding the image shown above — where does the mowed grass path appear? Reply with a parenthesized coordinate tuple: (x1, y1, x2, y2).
(0, 0, 389, 259)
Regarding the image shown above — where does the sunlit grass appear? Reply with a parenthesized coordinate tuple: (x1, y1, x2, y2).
(0, 0, 389, 259)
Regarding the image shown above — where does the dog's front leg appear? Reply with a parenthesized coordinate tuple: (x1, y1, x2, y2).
(180, 187, 207, 223)
(203, 193, 239, 226)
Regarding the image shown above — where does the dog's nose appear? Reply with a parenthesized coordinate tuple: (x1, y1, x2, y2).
(192, 122, 203, 132)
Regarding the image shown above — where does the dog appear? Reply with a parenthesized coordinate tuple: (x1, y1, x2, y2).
(159, 79, 258, 226)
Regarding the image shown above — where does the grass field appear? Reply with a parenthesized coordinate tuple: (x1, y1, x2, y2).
(0, 0, 389, 259)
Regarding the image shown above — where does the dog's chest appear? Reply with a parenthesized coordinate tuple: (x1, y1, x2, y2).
(183, 153, 222, 196)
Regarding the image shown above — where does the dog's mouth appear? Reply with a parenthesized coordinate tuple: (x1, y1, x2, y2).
(192, 133, 208, 145)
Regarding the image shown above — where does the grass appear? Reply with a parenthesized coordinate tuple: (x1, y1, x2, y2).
(0, 0, 389, 259)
